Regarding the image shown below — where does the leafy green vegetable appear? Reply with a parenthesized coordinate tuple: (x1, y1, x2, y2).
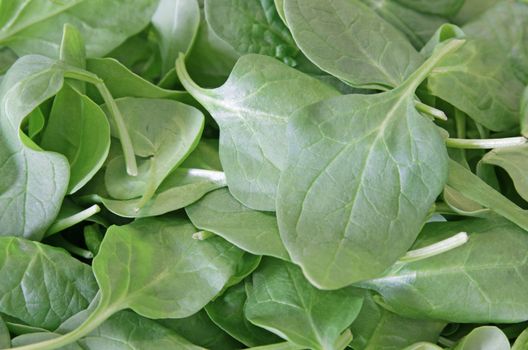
(245, 258, 363, 350)
(453, 326, 510, 350)
(0, 315, 9, 349)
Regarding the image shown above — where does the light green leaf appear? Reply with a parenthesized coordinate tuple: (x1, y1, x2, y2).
(245, 258, 363, 350)
(0, 55, 69, 240)
(454, 326, 509, 350)
(394, 0, 464, 17)
(512, 326, 528, 350)
(276, 41, 461, 289)
(206, 283, 282, 347)
(0, 0, 159, 58)
(104, 98, 204, 205)
(177, 53, 339, 210)
(0, 237, 97, 330)
(152, 0, 200, 76)
(41, 83, 110, 194)
(403, 343, 443, 350)
(186, 188, 289, 260)
(181, 139, 223, 171)
(59, 24, 85, 69)
(360, 218, 528, 323)
(283, 0, 423, 89)
(350, 293, 445, 350)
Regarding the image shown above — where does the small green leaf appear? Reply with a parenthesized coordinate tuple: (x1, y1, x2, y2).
(454, 326, 509, 350)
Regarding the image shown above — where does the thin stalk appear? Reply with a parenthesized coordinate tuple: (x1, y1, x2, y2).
(64, 67, 138, 176)
(46, 204, 100, 237)
(446, 136, 527, 149)
(415, 101, 447, 121)
(399, 232, 468, 263)
(47, 236, 94, 259)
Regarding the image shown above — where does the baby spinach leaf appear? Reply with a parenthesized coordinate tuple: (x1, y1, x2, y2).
(394, 0, 464, 17)
(186, 188, 289, 260)
(181, 138, 223, 171)
(99, 168, 226, 218)
(276, 40, 462, 289)
(152, 0, 200, 76)
(0, 0, 159, 58)
(158, 310, 244, 350)
(104, 98, 204, 205)
(245, 258, 364, 350)
(0, 237, 97, 330)
(513, 326, 528, 350)
(0, 315, 10, 349)
(283, 0, 423, 89)
(206, 283, 282, 346)
(205, 0, 300, 65)
(453, 326, 510, 350)
(59, 24, 85, 70)
(350, 293, 445, 350)
(78, 311, 205, 350)
(41, 83, 110, 194)
(0, 55, 70, 240)
(442, 185, 491, 218)
(360, 218, 528, 323)
(481, 144, 528, 202)
(176, 53, 339, 210)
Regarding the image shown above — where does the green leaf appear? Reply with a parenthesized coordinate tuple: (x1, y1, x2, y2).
(41, 83, 110, 194)
(360, 218, 528, 323)
(283, 0, 423, 89)
(99, 168, 226, 218)
(522, 86, 528, 138)
(481, 144, 528, 202)
(103, 98, 204, 205)
(78, 311, 205, 350)
(350, 293, 445, 350)
(0, 0, 159, 58)
(153, 0, 200, 76)
(0, 55, 69, 240)
(59, 24, 85, 69)
(403, 343, 443, 350)
(158, 310, 244, 350)
(0, 237, 97, 330)
(276, 40, 462, 289)
(245, 258, 364, 350)
(206, 283, 282, 347)
(181, 138, 223, 171)
(512, 326, 528, 350)
(186, 188, 289, 260)
(176, 53, 339, 210)
(0, 46, 17, 74)
(453, 326, 509, 350)
(393, 0, 464, 17)
(0, 315, 10, 349)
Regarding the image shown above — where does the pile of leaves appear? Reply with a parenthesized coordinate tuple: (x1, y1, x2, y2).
(0, 0, 528, 349)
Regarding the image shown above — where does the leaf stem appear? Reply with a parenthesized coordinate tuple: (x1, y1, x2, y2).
(414, 101, 447, 121)
(399, 232, 468, 263)
(46, 236, 94, 259)
(63, 67, 138, 176)
(46, 204, 100, 237)
(446, 136, 527, 149)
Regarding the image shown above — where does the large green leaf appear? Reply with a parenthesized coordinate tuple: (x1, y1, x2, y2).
(350, 293, 445, 350)
(276, 41, 461, 289)
(176, 53, 338, 210)
(41, 84, 110, 194)
(186, 188, 289, 260)
(360, 218, 528, 323)
(0, 0, 159, 58)
(283, 0, 423, 89)
(245, 258, 363, 350)
(152, 0, 200, 76)
(0, 237, 97, 330)
(104, 98, 204, 205)
(0, 55, 69, 239)
(206, 283, 281, 346)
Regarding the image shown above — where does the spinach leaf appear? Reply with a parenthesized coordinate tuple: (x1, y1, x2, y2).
(176, 53, 339, 210)
(453, 326, 510, 350)
(0, 315, 10, 349)
(158, 310, 244, 350)
(186, 188, 289, 260)
(0, 237, 97, 330)
(181, 138, 223, 171)
(0, 47, 17, 74)
(522, 86, 528, 137)
(394, 0, 464, 17)
(283, 0, 423, 89)
(0, 55, 70, 239)
(245, 258, 364, 350)
(0, 0, 159, 58)
(276, 40, 462, 289)
(41, 83, 110, 194)
(513, 326, 528, 350)
(152, 0, 200, 76)
(206, 283, 282, 346)
(360, 218, 528, 323)
(350, 293, 445, 350)
(103, 98, 204, 205)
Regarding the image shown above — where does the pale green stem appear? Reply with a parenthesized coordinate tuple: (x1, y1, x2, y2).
(415, 101, 447, 121)
(47, 236, 94, 259)
(244, 342, 305, 350)
(399, 232, 468, 263)
(46, 204, 100, 237)
(63, 67, 138, 176)
(446, 136, 527, 149)
(192, 231, 215, 240)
